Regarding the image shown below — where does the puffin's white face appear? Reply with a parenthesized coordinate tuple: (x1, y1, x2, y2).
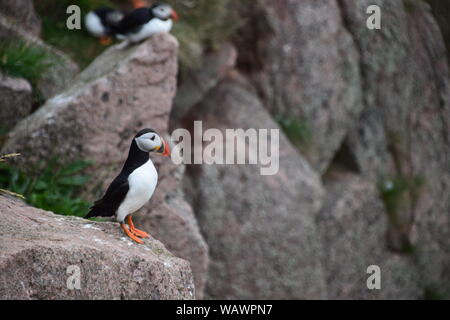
(152, 4, 178, 21)
(135, 131, 170, 156)
(135, 132, 162, 152)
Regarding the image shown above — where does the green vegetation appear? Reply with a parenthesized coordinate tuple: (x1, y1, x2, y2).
(0, 157, 92, 217)
(275, 115, 313, 149)
(0, 40, 52, 86)
(378, 175, 424, 217)
(403, 0, 428, 13)
(423, 286, 448, 300)
(35, 0, 110, 68)
(378, 175, 424, 254)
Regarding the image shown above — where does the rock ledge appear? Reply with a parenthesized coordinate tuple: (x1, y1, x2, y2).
(0, 195, 195, 300)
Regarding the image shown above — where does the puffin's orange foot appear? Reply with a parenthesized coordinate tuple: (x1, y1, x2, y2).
(99, 36, 112, 46)
(127, 216, 150, 238)
(131, 0, 147, 8)
(121, 223, 144, 244)
(131, 227, 149, 238)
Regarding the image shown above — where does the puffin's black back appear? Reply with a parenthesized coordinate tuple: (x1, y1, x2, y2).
(93, 7, 123, 35)
(116, 7, 154, 35)
(85, 132, 153, 218)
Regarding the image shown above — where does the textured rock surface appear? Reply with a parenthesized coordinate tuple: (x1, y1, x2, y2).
(318, 168, 421, 299)
(170, 43, 237, 126)
(0, 0, 41, 37)
(134, 161, 209, 299)
(183, 72, 327, 299)
(2, 34, 178, 168)
(234, 0, 363, 173)
(0, 73, 32, 135)
(339, 0, 450, 294)
(0, 195, 194, 300)
(0, 13, 78, 99)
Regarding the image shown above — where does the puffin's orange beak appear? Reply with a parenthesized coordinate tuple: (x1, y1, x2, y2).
(159, 139, 171, 157)
(171, 9, 179, 21)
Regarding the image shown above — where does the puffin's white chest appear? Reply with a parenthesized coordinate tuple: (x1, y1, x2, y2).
(126, 18, 173, 42)
(116, 159, 158, 222)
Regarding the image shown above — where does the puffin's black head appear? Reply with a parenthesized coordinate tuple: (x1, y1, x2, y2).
(134, 128, 170, 156)
(150, 3, 179, 21)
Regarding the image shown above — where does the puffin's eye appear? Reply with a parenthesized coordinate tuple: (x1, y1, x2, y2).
(150, 135, 155, 141)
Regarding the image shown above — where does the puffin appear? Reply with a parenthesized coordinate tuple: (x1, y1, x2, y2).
(115, 3, 179, 44)
(85, 129, 171, 244)
(84, 7, 125, 45)
(84, 0, 147, 45)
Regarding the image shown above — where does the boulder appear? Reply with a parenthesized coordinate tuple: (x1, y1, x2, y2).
(2, 33, 178, 169)
(183, 72, 327, 299)
(0, 0, 41, 37)
(0, 73, 32, 138)
(0, 194, 194, 299)
(0, 13, 79, 99)
(233, 0, 364, 173)
(317, 168, 422, 299)
(339, 0, 450, 295)
(170, 43, 237, 126)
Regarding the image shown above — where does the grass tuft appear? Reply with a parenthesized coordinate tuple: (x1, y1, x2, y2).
(0, 40, 52, 86)
(0, 158, 92, 217)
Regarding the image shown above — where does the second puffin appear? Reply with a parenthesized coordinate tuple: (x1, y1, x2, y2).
(85, 129, 170, 244)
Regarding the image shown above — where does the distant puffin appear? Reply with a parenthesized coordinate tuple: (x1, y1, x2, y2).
(85, 129, 171, 244)
(84, 0, 147, 45)
(115, 3, 179, 44)
(84, 7, 125, 45)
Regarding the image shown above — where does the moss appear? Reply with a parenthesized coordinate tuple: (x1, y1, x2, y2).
(378, 175, 425, 254)
(378, 176, 424, 217)
(153, 248, 165, 255)
(403, 0, 428, 13)
(423, 287, 448, 300)
(275, 115, 313, 148)
(88, 217, 110, 222)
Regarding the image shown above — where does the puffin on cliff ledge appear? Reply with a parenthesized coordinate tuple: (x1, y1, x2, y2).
(85, 129, 170, 244)
(85, 7, 124, 45)
(115, 3, 179, 44)
(84, 0, 148, 45)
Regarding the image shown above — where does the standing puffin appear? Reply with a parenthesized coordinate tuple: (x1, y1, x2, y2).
(85, 7, 125, 45)
(115, 3, 179, 44)
(84, 0, 147, 45)
(85, 129, 170, 244)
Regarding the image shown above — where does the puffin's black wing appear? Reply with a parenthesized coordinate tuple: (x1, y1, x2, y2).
(116, 8, 153, 34)
(85, 175, 129, 218)
(93, 7, 124, 35)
